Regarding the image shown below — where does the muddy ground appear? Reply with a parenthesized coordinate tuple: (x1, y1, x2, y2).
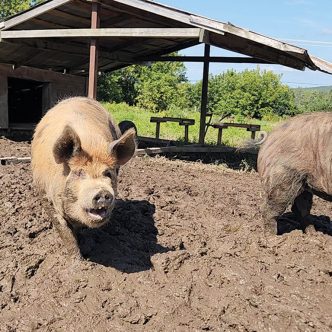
(0, 137, 332, 332)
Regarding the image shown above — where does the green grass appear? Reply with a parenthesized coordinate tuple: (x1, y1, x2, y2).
(103, 102, 283, 146)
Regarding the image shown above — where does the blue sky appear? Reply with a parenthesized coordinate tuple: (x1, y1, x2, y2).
(157, 0, 332, 88)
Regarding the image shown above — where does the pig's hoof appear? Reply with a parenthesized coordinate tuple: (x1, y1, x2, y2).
(67, 256, 84, 273)
(66, 255, 83, 268)
(72, 250, 84, 261)
(304, 224, 316, 235)
(66, 248, 84, 262)
(263, 223, 278, 236)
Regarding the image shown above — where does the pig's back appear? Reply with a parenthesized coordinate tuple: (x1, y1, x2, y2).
(258, 112, 332, 181)
(33, 97, 119, 147)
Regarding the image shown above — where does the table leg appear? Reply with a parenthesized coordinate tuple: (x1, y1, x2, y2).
(156, 122, 160, 139)
(217, 128, 223, 145)
(184, 125, 189, 143)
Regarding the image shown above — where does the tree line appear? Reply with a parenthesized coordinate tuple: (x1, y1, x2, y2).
(98, 60, 332, 119)
(293, 88, 332, 114)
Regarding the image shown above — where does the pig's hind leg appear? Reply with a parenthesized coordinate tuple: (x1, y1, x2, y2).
(291, 190, 313, 233)
(263, 169, 305, 235)
(263, 199, 289, 235)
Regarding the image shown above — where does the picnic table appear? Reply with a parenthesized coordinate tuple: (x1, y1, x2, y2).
(150, 116, 195, 143)
(210, 122, 261, 145)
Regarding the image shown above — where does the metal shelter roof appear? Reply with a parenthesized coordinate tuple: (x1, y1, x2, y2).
(1, 0, 332, 75)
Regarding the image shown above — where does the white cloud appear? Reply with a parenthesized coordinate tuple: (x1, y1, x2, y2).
(321, 28, 332, 35)
(285, 0, 313, 5)
(295, 17, 318, 29)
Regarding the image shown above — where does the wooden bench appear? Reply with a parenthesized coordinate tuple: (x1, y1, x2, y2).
(210, 122, 261, 145)
(150, 117, 195, 143)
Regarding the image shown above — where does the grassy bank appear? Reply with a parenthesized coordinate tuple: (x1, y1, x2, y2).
(103, 102, 282, 146)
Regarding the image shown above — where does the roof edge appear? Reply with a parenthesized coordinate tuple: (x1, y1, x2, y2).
(1, 0, 72, 31)
(309, 56, 332, 75)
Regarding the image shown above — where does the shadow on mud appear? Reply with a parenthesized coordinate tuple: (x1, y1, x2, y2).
(77, 199, 171, 272)
(137, 139, 259, 171)
(163, 151, 258, 171)
(277, 212, 332, 236)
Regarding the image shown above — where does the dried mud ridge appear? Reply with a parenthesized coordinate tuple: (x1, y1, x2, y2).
(0, 138, 332, 331)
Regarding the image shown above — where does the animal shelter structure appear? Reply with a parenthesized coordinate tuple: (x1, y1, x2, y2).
(0, 0, 332, 142)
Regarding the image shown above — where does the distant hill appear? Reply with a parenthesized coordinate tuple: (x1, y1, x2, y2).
(292, 86, 332, 92)
(292, 85, 332, 112)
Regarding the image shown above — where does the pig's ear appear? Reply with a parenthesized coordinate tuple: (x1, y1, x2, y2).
(53, 125, 82, 164)
(109, 128, 136, 166)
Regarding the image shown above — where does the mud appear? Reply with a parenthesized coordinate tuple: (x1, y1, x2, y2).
(0, 137, 332, 331)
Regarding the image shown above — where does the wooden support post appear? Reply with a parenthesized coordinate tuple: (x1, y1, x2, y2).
(88, 0, 100, 99)
(251, 131, 256, 140)
(198, 44, 210, 145)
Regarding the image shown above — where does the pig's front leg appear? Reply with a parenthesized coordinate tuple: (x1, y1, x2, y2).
(53, 214, 82, 259)
(41, 197, 82, 259)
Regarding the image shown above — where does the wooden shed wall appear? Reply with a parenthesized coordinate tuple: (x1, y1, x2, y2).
(0, 64, 87, 128)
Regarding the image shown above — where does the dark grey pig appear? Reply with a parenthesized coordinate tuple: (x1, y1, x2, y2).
(257, 112, 332, 234)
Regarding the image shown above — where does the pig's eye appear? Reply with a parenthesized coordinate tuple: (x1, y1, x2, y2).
(103, 170, 114, 179)
(72, 169, 85, 178)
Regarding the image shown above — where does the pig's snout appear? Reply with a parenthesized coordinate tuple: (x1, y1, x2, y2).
(93, 189, 113, 208)
(85, 188, 115, 225)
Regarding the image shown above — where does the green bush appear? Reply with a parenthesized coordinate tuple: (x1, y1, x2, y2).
(189, 68, 297, 119)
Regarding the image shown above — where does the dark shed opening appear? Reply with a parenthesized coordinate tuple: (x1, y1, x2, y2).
(8, 77, 44, 126)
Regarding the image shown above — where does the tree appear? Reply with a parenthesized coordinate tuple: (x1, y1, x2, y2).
(1, 0, 45, 20)
(135, 60, 188, 112)
(97, 54, 190, 112)
(189, 68, 297, 119)
(97, 66, 140, 105)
